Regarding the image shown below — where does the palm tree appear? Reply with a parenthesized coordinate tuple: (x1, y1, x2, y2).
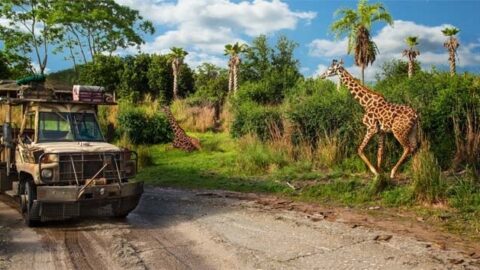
(442, 27, 460, 76)
(331, 0, 393, 83)
(167, 47, 188, 99)
(402, 36, 420, 78)
(224, 42, 248, 94)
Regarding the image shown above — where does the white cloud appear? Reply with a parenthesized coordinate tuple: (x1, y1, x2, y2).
(309, 38, 348, 57)
(115, 0, 316, 67)
(308, 20, 480, 81)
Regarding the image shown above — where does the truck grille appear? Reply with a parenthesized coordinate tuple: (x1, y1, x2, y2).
(57, 152, 125, 184)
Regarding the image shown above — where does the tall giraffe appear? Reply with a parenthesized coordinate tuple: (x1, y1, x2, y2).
(161, 106, 200, 152)
(319, 60, 419, 178)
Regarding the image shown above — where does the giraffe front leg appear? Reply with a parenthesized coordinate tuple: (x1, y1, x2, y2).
(358, 130, 379, 176)
(377, 132, 385, 172)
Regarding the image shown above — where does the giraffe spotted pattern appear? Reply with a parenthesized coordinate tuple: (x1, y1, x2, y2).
(162, 106, 200, 152)
(320, 60, 419, 178)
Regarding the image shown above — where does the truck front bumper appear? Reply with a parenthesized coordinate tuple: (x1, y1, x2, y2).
(31, 182, 143, 221)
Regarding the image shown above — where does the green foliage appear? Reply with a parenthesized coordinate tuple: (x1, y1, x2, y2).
(285, 78, 362, 149)
(0, 51, 31, 79)
(375, 60, 480, 169)
(79, 54, 123, 92)
(230, 102, 283, 140)
(79, 54, 194, 102)
(117, 107, 172, 145)
(448, 179, 480, 213)
(235, 135, 289, 174)
(239, 35, 302, 104)
(411, 143, 446, 203)
(51, 0, 154, 65)
(0, 0, 63, 75)
(190, 63, 228, 106)
(0, 0, 154, 74)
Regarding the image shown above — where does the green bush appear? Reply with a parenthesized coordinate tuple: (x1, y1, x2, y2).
(230, 101, 283, 140)
(285, 78, 363, 150)
(375, 61, 480, 169)
(118, 109, 172, 145)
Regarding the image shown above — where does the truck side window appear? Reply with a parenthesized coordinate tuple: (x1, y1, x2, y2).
(23, 113, 35, 143)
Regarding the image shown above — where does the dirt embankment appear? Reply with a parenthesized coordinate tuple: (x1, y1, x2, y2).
(0, 187, 479, 270)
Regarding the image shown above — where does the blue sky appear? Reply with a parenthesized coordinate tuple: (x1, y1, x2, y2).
(4, 0, 480, 80)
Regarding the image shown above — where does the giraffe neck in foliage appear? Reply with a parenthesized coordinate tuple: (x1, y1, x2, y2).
(338, 67, 384, 109)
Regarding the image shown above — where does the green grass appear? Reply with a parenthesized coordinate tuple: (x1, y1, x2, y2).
(136, 132, 290, 193)
(135, 132, 480, 240)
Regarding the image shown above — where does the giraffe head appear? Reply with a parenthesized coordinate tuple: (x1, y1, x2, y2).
(318, 59, 344, 79)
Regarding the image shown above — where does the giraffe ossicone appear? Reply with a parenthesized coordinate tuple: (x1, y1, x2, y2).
(319, 60, 419, 179)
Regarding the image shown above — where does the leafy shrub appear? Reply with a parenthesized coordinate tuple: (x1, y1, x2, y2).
(285, 78, 363, 151)
(230, 101, 283, 140)
(118, 108, 172, 145)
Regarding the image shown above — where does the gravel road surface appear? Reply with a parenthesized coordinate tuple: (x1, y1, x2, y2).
(0, 187, 478, 270)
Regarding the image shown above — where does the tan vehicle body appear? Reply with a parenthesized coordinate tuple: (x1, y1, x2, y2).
(0, 82, 143, 226)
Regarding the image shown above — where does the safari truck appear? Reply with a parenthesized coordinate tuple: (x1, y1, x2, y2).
(0, 77, 142, 226)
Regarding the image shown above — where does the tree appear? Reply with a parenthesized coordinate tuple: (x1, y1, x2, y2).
(193, 63, 229, 121)
(167, 47, 188, 100)
(0, 51, 31, 79)
(402, 36, 420, 78)
(271, 35, 301, 91)
(50, 0, 154, 65)
(442, 27, 460, 76)
(0, 0, 63, 75)
(331, 0, 393, 83)
(224, 42, 248, 94)
(241, 35, 272, 82)
(148, 54, 174, 101)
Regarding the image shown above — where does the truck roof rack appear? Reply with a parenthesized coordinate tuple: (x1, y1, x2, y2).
(0, 80, 116, 105)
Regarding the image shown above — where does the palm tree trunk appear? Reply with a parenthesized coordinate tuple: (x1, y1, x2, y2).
(173, 73, 178, 100)
(233, 64, 238, 95)
(228, 69, 233, 93)
(449, 50, 456, 76)
(361, 65, 365, 84)
(408, 59, 413, 78)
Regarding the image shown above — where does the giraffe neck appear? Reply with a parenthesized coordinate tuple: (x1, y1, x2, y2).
(162, 106, 183, 132)
(338, 68, 384, 108)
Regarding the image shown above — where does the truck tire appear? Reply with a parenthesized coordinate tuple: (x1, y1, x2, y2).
(21, 181, 40, 227)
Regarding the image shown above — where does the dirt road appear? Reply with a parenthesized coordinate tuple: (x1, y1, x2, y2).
(0, 187, 478, 270)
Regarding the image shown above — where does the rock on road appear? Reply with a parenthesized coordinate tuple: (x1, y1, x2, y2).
(0, 187, 478, 270)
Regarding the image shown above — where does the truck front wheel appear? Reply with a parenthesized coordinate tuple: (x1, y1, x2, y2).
(20, 181, 40, 227)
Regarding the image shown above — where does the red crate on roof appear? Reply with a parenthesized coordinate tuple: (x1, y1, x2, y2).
(72, 85, 105, 102)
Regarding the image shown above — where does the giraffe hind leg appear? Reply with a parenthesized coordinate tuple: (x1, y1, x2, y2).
(390, 128, 414, 179)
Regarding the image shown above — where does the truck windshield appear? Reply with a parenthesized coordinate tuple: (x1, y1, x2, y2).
(38, 112, 104, 142)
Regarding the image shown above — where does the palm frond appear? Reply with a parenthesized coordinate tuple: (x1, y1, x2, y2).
(441, 27, 460, 37)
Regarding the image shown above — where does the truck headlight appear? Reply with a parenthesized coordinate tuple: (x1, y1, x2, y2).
(41, 169, 53, 179)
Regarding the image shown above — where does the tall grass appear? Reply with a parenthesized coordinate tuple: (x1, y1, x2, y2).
(236, 119, 345, 175)
(411, 140, 446, 204)
(171, 99, 216, 132)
